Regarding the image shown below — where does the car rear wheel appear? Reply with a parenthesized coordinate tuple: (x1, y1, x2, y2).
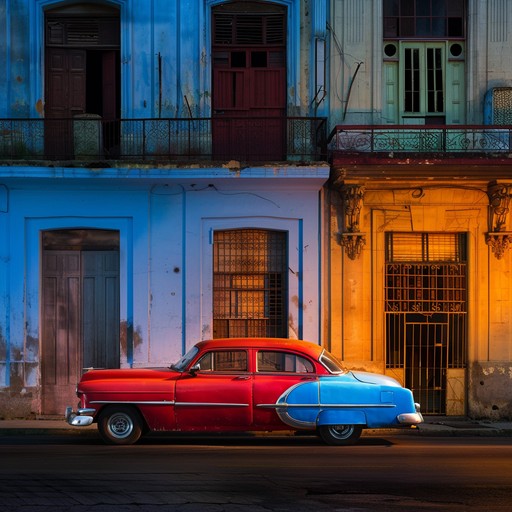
(98, 405, 144, 445)
(317, 424, 363, 446)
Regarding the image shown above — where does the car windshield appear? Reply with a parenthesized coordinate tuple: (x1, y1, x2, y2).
(319, 349, 348, 374)
(170, 346, 199, 372)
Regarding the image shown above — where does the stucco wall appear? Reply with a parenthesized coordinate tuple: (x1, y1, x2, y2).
(469, 362, 512, 419)
(0, 165, 328, 418)
(327, 181, 512, 419)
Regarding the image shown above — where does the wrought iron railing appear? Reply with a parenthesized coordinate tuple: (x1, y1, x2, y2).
(0, 116, 327, 162)
(329, 125, 512, 154)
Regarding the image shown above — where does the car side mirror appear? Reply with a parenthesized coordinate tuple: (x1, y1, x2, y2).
(189, 364, 200, 376)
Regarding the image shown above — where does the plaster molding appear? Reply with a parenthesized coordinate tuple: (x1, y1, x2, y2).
(486, 182, 512, 259)
(335, 184, 366, 260)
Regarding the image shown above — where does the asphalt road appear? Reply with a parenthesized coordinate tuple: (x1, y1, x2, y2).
(0, 432, 511, 511)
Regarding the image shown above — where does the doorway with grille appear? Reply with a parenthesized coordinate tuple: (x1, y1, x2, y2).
(213, 229, 288, 338)
(385, 233, 467, 414)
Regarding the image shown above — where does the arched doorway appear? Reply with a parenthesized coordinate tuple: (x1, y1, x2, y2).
(44, 3, 120, 159)
(211, 1, 287, 160)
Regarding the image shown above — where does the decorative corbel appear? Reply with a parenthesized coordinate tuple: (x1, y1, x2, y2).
(338, 184, 366, 260)
(486, 182, 512, 259)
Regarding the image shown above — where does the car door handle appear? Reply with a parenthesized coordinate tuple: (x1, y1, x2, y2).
(234, 375, 251, 380)
(301, 376, 317, 381)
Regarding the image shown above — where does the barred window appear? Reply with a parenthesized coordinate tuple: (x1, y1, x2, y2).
(213, 229, 288, 338)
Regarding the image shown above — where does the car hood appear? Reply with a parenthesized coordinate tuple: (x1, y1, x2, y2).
(350, 371, 401, 387)
(80, 367, 180, 382)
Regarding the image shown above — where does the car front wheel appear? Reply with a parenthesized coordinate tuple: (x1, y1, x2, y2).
(98, 405, 144, 445)
(317, 424, 363, 446)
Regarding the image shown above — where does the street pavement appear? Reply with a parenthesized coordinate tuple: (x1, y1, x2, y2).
(1, 416, 512, 438)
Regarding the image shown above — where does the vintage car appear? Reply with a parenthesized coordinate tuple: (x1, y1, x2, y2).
(65, 338, 423, 445)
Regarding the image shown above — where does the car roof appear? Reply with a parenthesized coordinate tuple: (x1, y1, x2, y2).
(194, 338, 324, 359)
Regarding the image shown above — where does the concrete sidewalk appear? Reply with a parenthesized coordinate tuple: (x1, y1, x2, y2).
(1, 416, 512, 437)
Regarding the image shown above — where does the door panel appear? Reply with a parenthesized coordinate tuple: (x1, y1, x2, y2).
(212, 62, 285, 160)
(41, 252, 81, 415)
(45, 48, 86, 159)
(253, 374, 317, 428)
(252, 68, 285, 108)
(82, 251, 120, 369)
(175, 373, 253, 429)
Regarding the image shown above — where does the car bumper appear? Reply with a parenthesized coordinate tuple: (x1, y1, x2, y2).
(65, 406, 96, 427)
(397, 403, 424, 425)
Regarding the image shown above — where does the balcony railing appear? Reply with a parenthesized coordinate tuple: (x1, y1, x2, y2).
(329, 125, 512, 155)
(0, 116, 327, 163)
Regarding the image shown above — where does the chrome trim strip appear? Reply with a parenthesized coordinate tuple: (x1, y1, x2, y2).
(89, 400, 249, 407)
(256, 403, 396, 409)
(174, 402, 249, 407)
(90, 400, 174, 405)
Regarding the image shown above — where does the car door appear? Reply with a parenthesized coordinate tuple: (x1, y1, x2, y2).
(174, 349, 252, 430)
(252, 349, 318, 429)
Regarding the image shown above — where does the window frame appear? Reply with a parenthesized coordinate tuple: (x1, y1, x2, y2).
(256, 350, 315, 374)
(400, 42, 446, 119)
(383, 0, 466, 40)
(195, 350, 249, 373)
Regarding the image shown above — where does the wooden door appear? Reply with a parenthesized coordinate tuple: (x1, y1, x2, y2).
(212, 51, 286, 161)
(82, 251, 120, 369)
(45, 48, 86, 159)
(41, 250, 120, 415)
(41, 251, 82, 415)
(212, 4, 287, 161)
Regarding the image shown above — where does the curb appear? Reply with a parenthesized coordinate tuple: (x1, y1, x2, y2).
(1, 420, 512, 438)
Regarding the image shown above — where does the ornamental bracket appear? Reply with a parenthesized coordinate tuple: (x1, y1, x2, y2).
(486, 182, 512, 259)
(336, 184, 366, 260)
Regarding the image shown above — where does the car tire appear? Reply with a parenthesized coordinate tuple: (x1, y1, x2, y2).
(98, 405, 144, 445)
(317, 424, 363, 446)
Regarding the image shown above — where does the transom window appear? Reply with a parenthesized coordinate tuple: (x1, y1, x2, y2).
(384, 0, 466, 39)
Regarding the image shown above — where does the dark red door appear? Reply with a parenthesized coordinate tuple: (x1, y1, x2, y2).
(212, 4, 287, 161)
(45, 48, 86, 159)
(44, 8, 120, 159)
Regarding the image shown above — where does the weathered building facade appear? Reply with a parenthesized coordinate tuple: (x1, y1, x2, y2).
(0, 0, 511, 421)
(0, 0, 328, 417)
(326, 0, 512, 419)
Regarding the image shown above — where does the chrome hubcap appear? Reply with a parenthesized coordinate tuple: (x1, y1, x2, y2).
(107, 412, 134, 439)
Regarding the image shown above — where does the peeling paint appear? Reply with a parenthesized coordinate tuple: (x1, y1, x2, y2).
(120, 320, 143, 363)
(288, 314, 298, 339)
(25, 335, 39, 361)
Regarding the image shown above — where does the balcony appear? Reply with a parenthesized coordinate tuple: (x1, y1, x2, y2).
(0, 116, 327, 164)
(329, 125, 512, 178)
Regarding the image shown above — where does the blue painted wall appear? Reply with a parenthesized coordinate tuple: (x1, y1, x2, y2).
(0, 0, 325, 118)
(0, 0, 330, 416)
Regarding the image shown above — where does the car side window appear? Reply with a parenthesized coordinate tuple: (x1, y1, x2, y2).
(257, 351, 315, 373)
(196, 350, 248, 372)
